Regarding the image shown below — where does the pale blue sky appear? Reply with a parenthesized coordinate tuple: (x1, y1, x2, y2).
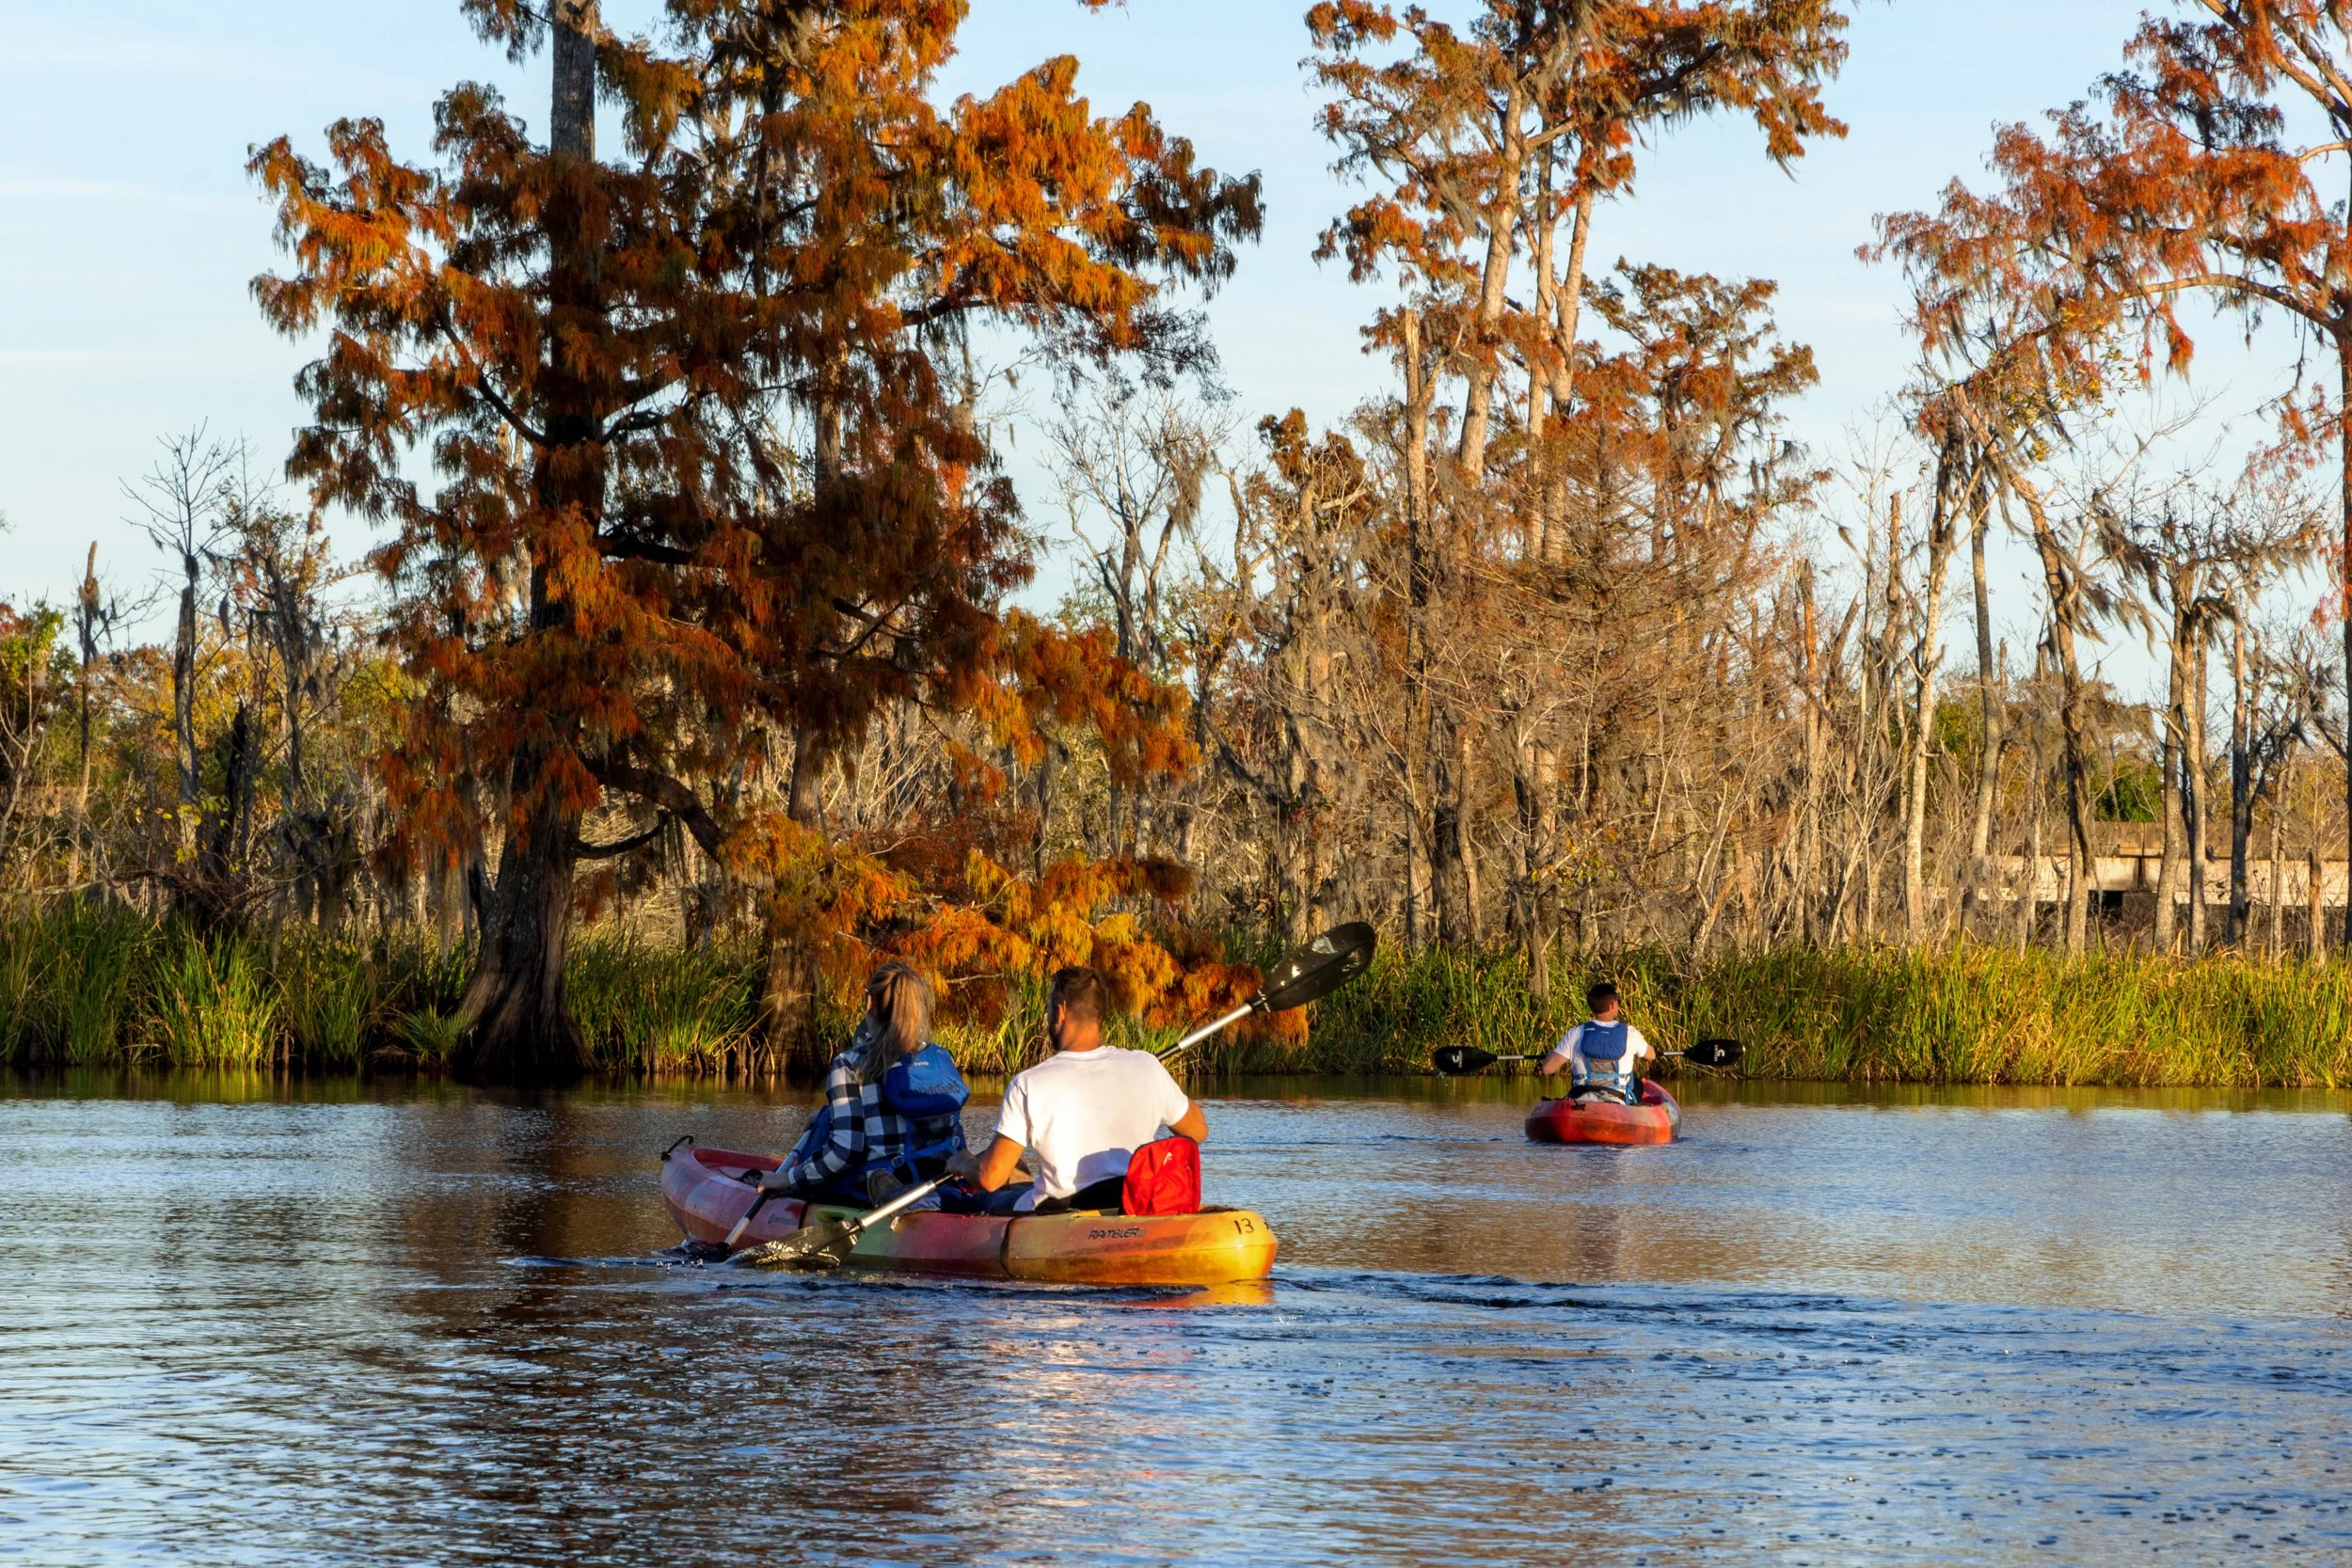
(0, 1, 2307, 674)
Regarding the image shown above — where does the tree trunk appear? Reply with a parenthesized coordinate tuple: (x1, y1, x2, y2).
(2340, 335, 2352, 952)
(2156, 593, 2189, 953)
(1904, 436, 1963, 942)
(1429, 710, 1469, 945)
(2185, 629, 2211, 953)
(550, 2, 596, 159)
(1516, 736, 1558, 1001)
(2267, 794, 2285, 958)
(1454, 84, 1524, 481)
(1963, 472, 2001, 931)
(71, 544, 99, 892)
(1400, 309, 1437, 950)
(2016, 478, 2095, 952)
(2309, 843, 2328, 961)
(453, 781, 587, 1081)
(1799, 565, 1824, 945)
(2227, 616, 2253, 944)
(1456, 721, 1483, 944)
(2018, 706, 2045, 952)
(197, 701, 257, 926)
(172, 570, 199, 860)
(1537, 180, 1597, 565)
(760, 725, 831, 1069)
(451, 1, 601, 1083)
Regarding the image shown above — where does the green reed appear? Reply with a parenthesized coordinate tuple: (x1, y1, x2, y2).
(5, 904, 2349, 1085)
(146, 934, 280, 1069)
(567, 931, 765, 1075)
(273, 936, 377, 1069)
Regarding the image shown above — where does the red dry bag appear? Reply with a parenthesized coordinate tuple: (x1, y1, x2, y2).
(1120, 1135, 1201, 1216)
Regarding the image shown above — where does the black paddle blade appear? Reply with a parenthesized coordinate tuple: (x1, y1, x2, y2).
(1257, 922, 1377, 1012)
(1433, 1045, 1500, 1075)
(1685, 1037, 1744, 1069)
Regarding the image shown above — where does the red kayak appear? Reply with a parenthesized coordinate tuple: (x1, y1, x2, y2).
(1524, 1082, 1681, 1146)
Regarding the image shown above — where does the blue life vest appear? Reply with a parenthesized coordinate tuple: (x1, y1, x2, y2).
(1574, 1021, 1635, 1101)
(882, 1043, 969, 1120)
(781, 1041, 970, 1202)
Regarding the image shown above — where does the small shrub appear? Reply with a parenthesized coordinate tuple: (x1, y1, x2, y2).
(389, 1008, 464, 1066)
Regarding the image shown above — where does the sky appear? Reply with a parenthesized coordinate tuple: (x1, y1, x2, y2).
(0, 0, 2316, 689)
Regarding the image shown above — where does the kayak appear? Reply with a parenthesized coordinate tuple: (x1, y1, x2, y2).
(660, 1142, 1277, 1287)
(1524, 1081, 1681, 1146)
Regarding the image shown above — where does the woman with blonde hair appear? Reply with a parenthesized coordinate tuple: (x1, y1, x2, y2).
(759, 961, 970, 1207)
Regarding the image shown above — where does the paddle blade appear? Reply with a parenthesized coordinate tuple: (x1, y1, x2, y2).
(1257, 922, 1377, 1013)
(732, 1216, 852, 1271)
(1433, 1045, 1500, 1075)
(1685, 1037, 1744, 1069)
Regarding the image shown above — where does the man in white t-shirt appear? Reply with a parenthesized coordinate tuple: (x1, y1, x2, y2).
(946, 965, 1207, 1213)
(1537, 981, 1654, 1102)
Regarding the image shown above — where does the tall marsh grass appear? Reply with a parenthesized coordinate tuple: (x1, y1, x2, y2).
(568, 933, 763, 1073)
(3, 903, 2347, 1085)
(147, 935, 280, 1069)
(1293, 942, 2352, 1088)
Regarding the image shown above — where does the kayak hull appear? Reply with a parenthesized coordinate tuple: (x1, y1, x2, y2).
(660, 1144, 1277, 1286)
(1524, 1082, 1681, 1146)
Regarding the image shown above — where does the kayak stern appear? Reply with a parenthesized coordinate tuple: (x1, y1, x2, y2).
(1524, 1082, 1681, 1146)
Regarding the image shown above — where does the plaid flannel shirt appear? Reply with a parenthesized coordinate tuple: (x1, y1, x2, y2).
(779, 1046, 966, 1192)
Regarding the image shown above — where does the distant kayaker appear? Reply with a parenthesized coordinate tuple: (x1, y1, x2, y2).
(944, 964, 1206, 1214)
(1538, 982, 1655, 1103)
(758, 961, 969, 1207)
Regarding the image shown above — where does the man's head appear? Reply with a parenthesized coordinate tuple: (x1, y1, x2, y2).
(1585, 981, 1621, 1022)
(1046, 965, 1111, 1053)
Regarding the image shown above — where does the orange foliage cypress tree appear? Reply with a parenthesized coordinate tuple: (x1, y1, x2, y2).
(252, 0, 1261, 1078)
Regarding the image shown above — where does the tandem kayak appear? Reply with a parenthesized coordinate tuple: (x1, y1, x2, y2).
(1524, 1081, 1681, 1146)
(660, 1142, 1278, 1286)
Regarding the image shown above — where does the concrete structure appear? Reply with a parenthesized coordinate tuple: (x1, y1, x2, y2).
(1991, 822, 2346, 939)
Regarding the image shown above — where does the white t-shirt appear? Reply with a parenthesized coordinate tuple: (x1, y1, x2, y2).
(1549, 1022, 1654, 1081)
(994, 1046, 1194, 1212)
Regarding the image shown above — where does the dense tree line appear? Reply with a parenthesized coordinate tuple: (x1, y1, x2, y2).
(4, 0, 2350, 1081)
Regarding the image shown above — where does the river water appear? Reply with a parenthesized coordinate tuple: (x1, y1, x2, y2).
(3, 1072, 2349, 1566)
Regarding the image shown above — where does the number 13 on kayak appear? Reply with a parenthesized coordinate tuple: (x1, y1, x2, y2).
(660, 924, 1376, 1285)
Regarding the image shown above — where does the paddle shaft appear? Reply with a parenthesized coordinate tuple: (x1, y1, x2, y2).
(1445, 1047, 1709, 1071)
(723, 1187, 774, 1249)
(1165, 1003, 1255, 1057)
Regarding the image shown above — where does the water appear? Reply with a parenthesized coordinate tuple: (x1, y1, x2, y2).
(3, 1072, 2349, 1566)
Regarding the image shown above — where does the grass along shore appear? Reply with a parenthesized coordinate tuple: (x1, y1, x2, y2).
(2, 906, 2347, 1086)
(1293, 943, 2352, 1087)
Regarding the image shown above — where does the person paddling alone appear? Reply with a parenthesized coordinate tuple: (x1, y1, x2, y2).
(1538, 981, 1655, 1104)
(946, 965, 1207, 1214)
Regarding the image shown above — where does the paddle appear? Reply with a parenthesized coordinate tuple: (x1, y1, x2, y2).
(1431, 1037, 1745, 1075)
(733, 922, 1380, 1269)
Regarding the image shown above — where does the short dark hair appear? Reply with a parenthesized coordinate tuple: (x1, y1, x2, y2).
(1048, 965, 1111, 1028)
(1585, 980, 1619, 1012)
